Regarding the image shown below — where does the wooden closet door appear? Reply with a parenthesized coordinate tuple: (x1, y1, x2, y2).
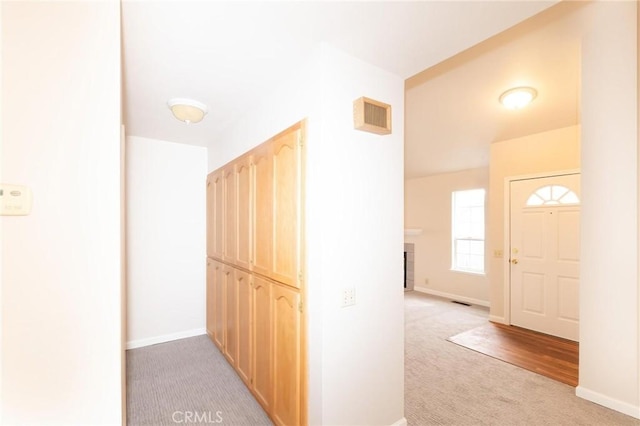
(223, 165, 237, 264)
(212, 259, 225, 350)
(271, 128, 300, 287)
(252, 275, 272, 411)
(235, 155, 252, 270)
(211, 170, 224, 260)
(206, 258, 215, 338)
(224, 265, 237, 366)
(206, 175, 214, 258)
(236, 268, 252, 386)
(252, 144, 273, 277)
(271, 284, 301, 426)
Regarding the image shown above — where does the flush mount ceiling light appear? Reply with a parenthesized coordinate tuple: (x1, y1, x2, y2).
(167, 98, 208, 124)
(499, 87, 537, 110)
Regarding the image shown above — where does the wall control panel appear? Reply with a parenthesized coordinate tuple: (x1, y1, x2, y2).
(341, 288, 356, 307)
(0, 184, 32, 215)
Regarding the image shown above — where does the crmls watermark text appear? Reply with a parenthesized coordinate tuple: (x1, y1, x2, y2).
(172, 411, 223, 424)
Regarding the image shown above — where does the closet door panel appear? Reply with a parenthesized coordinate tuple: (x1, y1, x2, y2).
(252, 275, 272, 411)
(223, 165, 237, 264)
(236, 268, 252, 386)
(271, 283, 301, 426)
(212, 259, 225, 350)
(252, 144, 273, 277)
(271, 129, 300, 287)
(206, 175, 214, 258)
(206, 258, 215, 338)
(212, 170, 224, 260)
(236, 155, 252, 270)
(223, 266, 237, 366)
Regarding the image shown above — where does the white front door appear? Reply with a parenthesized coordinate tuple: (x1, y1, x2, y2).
(509, 173, 581, 341)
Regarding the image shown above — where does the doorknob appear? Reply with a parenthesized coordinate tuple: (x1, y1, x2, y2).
(511, 258, 519, 265)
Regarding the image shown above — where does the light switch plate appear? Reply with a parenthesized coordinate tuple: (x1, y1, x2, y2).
(341, 288, 356, 307)
(0, 184, 32, 216)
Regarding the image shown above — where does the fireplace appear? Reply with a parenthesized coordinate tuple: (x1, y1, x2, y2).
(404, 251, 407, 288)
(404, 243, 414, 291)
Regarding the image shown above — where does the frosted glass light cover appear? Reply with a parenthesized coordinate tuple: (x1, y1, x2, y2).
(167, 98, 208, 124)
(499, 87, 537, 110)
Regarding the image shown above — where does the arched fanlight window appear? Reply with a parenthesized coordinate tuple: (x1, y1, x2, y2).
(526, 185, 580, 206)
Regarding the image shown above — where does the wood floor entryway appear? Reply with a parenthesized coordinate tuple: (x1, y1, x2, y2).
(448, 321, 579, 386)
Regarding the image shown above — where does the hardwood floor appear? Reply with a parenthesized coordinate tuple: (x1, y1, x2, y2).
(448, 322, 579, 386)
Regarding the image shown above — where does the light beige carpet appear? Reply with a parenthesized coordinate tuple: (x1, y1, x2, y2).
(127, 336, 272, 425)
(405, 291, 640, 426)
(127, 292, 640, 425)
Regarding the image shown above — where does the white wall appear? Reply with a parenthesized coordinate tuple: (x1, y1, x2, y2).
(126, 136, 207, 349)
(211, 43, 405, 426)
(578, 1, 639, 417)
(312, 45, 404, 426)
(405, 168, 489, 305)
(1, 2, 123, 424)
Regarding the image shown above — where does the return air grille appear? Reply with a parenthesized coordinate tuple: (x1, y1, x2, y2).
(353, 97, 392, 135)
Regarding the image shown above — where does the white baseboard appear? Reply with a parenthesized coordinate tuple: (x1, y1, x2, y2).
(489, 315, 508, 324)
(390, 417, 407, 426)
(576, 386, 640, 419)
(126, 327, 207, 350)
(413, 286, 490, 307)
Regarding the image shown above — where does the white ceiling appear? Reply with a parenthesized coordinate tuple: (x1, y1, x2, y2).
(404, 2, 585, 178)
(121, 0, 557, 155)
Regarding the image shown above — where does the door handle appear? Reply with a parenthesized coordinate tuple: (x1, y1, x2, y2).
(511, 258, 519, 265)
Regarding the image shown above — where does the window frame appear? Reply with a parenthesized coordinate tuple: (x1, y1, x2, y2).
(451, 188, 486, 275)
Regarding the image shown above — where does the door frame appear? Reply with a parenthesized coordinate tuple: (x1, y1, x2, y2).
(501, 168, 581, 326)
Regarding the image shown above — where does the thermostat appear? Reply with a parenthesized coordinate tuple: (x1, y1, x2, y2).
(1, 184, 32, 216)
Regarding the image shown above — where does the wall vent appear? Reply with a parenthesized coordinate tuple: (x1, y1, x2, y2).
(353, 97, 392, 135)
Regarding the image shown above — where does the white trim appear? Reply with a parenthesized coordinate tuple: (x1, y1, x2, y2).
(576, 386, 640, 419)
(506, 169, 581, 183)
(413, 286, 490, 307)
(126, 328, 206, 350)
(389, 417, 408, 426)
(502, 169, 581, 327)
(450, 268, 486, 277)
(489, 315, 507, 324)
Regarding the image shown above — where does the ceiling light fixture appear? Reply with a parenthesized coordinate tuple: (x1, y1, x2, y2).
(499, 87, 537, 110)
(167, 98, 208, 124)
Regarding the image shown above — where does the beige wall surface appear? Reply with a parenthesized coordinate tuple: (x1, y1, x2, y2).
(405, 167, 489, 305)
(1, 2, 124, 424)
(487, 125, 580, 321)
(126, 137, 207, 349)
(577, 1, 638, 414)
